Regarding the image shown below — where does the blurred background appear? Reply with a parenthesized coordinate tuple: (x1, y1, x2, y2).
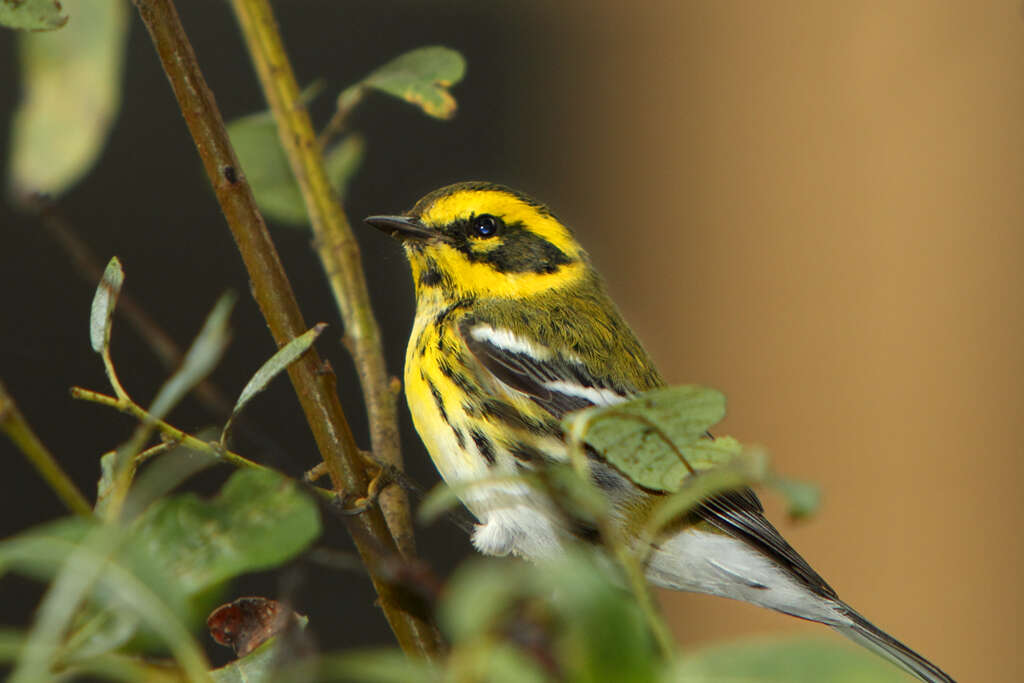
(2, 1, 1021, 680)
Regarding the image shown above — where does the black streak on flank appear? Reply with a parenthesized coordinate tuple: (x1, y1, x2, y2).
(469, 428, 496, 465)
(424, 374, 449, 425)
(433, 299, 473, 327)
(480, 399, 560, 437)
(453, 427, 466, 450)
(508, 443, 544, 464)
(438, 358, 477, 394)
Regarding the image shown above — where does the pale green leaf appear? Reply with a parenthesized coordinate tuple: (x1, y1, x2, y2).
(0, 628, 24, 662)
(0, 520, 206, 681)
(667, 637, 912, 682)
(227, 122, 361, 226)
(363, 46, 466, 119)
(130, 469, 321, 598)
(89, 256, 123, 353)
(564, 385, 728, 492)
(416, 481, 463, 525)
(319, 650, 440, 683)
(439, 559, 525, 642)
(210, 637, 288, 683)
(769, 475, 822, 520)
(643, 449, 768, 541)
(94, 450, 116, 516)
(148, 292, 235, 421)
(8, 0, 128, 197)
(221, 323, 326, 445)
(0, 0, 68, 30)
(227, 112, 308, 225)
(543, 552, 660, 683)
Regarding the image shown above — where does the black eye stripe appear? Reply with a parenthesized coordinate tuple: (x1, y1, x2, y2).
(454, 218, 573, 274)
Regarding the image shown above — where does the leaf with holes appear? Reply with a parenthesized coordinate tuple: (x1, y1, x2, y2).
(563, 385, 732, 492)
(0, 0, 68, 30)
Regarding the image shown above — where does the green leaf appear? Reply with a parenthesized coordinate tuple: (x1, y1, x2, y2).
(0, 0, 67, 31)
(210, 637, 286, 683)
(643, 449, 768, 541)
(89, 256, 123, 353)
(227, 117, 362, 226)
(439, 558, 525, 643)
(320, 650, 440, 683)
(769, 475, 822, 520)
(130, 469, 321, 599)
(363, 46, 466, 119)
(221, 323, 327, 445)
(668, 637, 911, 682)
(416, 481, 463, 525)
(8, 0, 128, 197)
(147, 292, 235, 421)
(0, 519, 206, 680)
(563, 385, 729, 492)
(544, 552, 659, 683)
(227, 112, 308, 225)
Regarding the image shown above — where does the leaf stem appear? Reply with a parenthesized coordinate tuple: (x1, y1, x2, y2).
(0, 380, 92, 517)
(226, 0, 415, 559)
(564, 421, 675, 658)
(70, 387, 292, 483)
(129, 0, 441, 656)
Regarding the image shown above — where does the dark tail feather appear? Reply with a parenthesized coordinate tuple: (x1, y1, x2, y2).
(833, 606, 956, 683)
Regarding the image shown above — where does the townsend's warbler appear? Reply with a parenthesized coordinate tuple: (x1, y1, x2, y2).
(366, 182, 954, 683)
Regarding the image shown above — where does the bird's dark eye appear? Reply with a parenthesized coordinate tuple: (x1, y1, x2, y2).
(469, 214, 501, 238)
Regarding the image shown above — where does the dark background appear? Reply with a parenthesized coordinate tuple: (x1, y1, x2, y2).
(0, 0, 566, 663)
(3, 2, 1022, 680)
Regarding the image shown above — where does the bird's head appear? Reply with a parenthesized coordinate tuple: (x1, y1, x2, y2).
(366, 182, 588, 301)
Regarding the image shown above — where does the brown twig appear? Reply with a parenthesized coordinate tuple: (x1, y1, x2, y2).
(0, 380, 92, 517)
(130, 0, 441, 657)
(227, 0, 414, 558)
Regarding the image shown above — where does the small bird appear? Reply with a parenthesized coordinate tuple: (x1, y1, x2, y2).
(366, 182, 955, 683)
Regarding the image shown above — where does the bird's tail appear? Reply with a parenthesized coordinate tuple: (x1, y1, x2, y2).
(832, 605, 956, 683)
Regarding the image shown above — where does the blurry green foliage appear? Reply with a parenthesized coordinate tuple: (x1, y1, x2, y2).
(0, 0, 68, 31)
(7, 0, 127, 198)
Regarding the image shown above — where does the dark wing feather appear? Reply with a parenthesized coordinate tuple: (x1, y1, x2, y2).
(460, 320, 834, 598)
(459, 318, 627, 419)
(695, 488, 837, 598)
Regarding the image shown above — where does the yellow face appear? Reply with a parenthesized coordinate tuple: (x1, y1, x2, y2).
(367, 182, 588, 300)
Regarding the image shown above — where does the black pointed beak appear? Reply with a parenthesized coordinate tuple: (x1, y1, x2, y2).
(364, 215, 434, 241)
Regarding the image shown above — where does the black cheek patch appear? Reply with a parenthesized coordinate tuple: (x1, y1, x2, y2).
(416, 256, 445, 287)
(418, 267, 444, 287)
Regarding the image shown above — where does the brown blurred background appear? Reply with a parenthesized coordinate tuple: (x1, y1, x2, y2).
(540, 3, 1022, 681)
(2, 1, 1020, 680)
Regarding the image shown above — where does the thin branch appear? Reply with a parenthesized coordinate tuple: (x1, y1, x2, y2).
(28, 198, 234, 417)
(0, 380, 92, 517)
(130, 0, 441, 657)
(70, 385, 336, 507)
(227, 0, 414, 558)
